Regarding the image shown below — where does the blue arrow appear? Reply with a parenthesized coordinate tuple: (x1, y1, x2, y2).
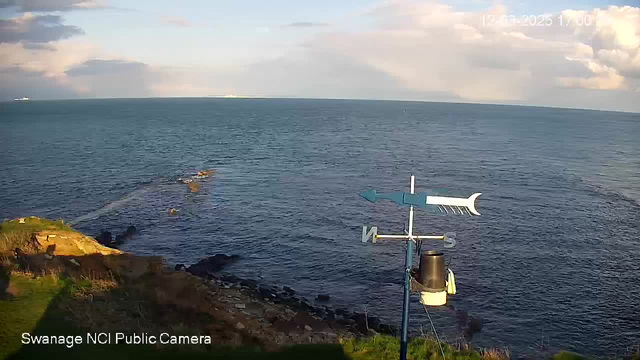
(359, 189, 404, 205)
(359, 190, 428, 208)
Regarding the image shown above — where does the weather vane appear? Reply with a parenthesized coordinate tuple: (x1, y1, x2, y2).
(360, 175, 481, 360)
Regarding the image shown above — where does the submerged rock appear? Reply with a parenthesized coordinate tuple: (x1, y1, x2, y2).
(464, 316, 483, 340)
(115, 225, 136, 245)
(186, 254, 241, 277)
(283, 286, 295, 295)
(335, 308, 348, 317)
(240, 279, 258, 289)
(188, 183, 200, 193)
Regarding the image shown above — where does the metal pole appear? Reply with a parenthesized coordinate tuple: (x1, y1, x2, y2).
(400, 175, 415, 360)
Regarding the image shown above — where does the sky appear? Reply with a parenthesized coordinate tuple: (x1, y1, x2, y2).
(0, 0, 639, 112)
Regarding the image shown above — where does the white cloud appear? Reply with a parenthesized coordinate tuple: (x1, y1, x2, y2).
(0, 1, 639, 112)
(210, 1, 636, 110)
(0, 39, 95, 77)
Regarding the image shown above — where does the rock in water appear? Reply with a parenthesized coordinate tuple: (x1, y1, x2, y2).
(196, 169, 214, 177)
(95, 231, 113, 245)
(186, 254, 241, 277)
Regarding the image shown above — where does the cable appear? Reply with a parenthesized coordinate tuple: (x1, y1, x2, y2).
(422, 303, 446, 360)
(416, 238, 423, 256)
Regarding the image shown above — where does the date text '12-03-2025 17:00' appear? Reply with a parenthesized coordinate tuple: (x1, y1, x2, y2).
(482, 13, 593, 27)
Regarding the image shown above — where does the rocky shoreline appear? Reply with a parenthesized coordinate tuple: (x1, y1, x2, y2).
(175, 254, 398, 340)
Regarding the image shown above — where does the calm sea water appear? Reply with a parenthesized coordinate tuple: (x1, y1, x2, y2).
(1, 98, 639, 357)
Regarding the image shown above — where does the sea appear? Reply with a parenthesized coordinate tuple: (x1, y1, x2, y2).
(1, 98, 638, 358)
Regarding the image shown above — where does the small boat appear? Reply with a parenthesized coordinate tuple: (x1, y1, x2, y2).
(14, 97, 30, 101)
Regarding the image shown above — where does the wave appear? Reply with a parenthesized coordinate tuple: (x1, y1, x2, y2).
(68, 187, 151, 225)
(581, 178, 640, 209)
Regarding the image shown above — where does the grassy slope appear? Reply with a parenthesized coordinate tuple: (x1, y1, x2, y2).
(0, 274, 66, 358)
(1, 273, 350, 360)
(341, 336, 484, 360)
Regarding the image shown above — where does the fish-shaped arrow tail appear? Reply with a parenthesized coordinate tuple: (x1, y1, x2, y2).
(425, 193, 482, 215)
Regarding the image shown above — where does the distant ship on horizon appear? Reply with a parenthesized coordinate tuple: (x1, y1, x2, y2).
(14, 97, 30, 101)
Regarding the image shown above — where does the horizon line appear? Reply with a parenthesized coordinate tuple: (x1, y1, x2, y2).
(2, 96, 638, 115)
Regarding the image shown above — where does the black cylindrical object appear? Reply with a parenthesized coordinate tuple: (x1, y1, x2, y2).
(418, 251, 445, 290)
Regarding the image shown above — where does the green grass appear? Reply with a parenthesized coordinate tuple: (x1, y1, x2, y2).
(341, 335, 483, 360)
(0, 218, 72, 234)
(0, 273, 66, 359)
(0, 218, 73, 254)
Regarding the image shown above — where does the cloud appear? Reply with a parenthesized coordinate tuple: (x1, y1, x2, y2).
(160, 16, 192, 27)
(0, 0, 104, 12)
(0, 14, 84, 43)
(0, 40, 94, 75)
(253, 1, 638, 111)
(0, 67, 78, 100)
(64, 59, 157, 97)
(65, 59, 147, 76)
(283, 22, 328, 28)
(0, 40, 156, 99)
